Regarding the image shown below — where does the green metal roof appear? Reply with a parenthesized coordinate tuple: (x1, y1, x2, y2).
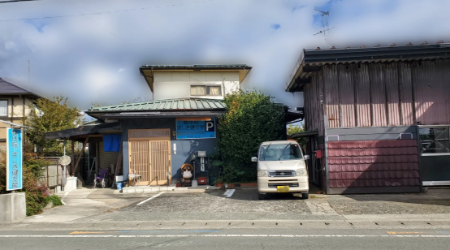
(87, 98, 226, 113)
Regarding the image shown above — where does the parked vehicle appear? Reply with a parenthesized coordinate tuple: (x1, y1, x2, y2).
(252, 140, 310, 200)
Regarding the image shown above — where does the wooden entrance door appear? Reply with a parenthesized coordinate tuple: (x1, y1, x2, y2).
(128, 129, 171, 186)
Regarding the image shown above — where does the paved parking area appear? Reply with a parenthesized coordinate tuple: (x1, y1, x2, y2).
(69, 187, 450, 223)
(79, 189, 339, 222)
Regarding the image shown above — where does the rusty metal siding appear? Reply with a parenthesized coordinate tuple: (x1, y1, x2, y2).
(369, 63, 388, 126)
(399, 63, 414, 125)
(304, 72, 325, 136)
(338, 64, 356, 128)
(385, 63, 401, 126)
(323, 65, 340, 128)
(316, 72, 325, 136)
(306, 59, 450, 130)
(354, 63, 372, 127)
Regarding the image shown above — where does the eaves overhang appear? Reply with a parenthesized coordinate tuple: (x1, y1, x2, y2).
(286, 43, 450, 92)
(139, 64, 252, 92)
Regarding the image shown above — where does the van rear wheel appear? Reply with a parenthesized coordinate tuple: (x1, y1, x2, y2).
(258, 194, 265, 200)
(302, 192, 309, 199)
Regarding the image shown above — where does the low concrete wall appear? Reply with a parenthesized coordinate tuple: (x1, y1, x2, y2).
(0, 193, 26, 223)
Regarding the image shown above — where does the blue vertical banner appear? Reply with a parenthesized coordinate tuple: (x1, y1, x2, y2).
(7, 128, 22, 191)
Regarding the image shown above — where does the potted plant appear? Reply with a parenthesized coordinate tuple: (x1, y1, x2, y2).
(214, 178, 224, 187)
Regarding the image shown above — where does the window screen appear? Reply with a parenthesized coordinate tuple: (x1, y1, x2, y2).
(0, 100, 7, 116)
(419, 127, 450, 154)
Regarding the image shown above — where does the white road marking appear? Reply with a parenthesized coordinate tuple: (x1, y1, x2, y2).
(223, 190, 231, 196)
(137, 192, 164, 206)
(61, 191, 71, 204)
(1, 234, 450, 238)
(226, 189, 235, 198)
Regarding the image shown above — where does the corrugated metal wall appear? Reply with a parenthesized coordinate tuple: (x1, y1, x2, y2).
(311, 59, 450, 128)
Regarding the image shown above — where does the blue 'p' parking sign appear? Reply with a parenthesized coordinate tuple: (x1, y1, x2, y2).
(176, 118, 216, 139)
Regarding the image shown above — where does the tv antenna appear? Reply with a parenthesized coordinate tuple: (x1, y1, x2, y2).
(313, 9, 333, 37)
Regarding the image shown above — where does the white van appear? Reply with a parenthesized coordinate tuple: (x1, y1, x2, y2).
(252, 140, 310, 200)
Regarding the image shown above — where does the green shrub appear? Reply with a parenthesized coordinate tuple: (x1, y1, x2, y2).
(46, 194, 63, 207)
(218, 90, 285, 183)
(26, 191, 48, 216)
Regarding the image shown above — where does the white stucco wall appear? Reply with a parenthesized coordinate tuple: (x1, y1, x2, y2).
(153, 72, 240, 100)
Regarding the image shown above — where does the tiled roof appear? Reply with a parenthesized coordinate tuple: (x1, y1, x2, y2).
(87, 98, 226, 113)
(0, 78, 38, 96)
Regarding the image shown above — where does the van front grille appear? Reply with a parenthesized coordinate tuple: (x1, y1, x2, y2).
(268, 170, 296, 177)
(268, 183, 299, 188)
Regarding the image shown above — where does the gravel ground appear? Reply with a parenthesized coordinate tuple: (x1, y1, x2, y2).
(81, 189, 315, 222)
(77, 188, 450, 222)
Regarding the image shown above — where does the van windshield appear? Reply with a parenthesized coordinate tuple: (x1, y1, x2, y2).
(259, 143, 303, 161)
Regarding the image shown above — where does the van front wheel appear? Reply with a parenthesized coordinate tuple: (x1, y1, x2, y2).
(258, 193, 265, 200)
(302, 192, 309, 199)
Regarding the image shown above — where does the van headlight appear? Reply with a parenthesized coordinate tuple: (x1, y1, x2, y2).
(257, 170, 268, 177)
(296, 168, 307, 176)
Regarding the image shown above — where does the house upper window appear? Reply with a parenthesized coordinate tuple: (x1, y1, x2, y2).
(0, 100, 7, 117)
(190, 85, 222, 96)
(419, 127, 450, 154)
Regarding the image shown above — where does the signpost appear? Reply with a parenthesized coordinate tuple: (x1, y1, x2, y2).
(6, 128, 22, 191)
(176, 118, 216, 139)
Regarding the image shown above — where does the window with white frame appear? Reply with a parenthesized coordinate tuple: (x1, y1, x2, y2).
(190, 85, 222, 96)
(419, 126, 450, 154)
(0, 100, 7, 117)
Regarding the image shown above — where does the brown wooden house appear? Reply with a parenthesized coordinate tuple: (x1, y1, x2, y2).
(286, 43, 450, 194)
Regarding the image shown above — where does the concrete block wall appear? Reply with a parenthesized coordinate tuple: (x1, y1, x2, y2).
(0, 193, 26, 223)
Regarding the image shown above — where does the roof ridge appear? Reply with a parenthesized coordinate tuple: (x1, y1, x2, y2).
(0, 78, 33, 94)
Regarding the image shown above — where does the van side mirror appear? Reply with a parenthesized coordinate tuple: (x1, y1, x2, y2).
(304, 155, 310, 160)
(251, 157, 257, 162)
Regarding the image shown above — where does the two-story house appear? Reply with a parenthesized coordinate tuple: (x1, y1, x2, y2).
(0, 78, 40, 151)
(46, 65, 252, 186)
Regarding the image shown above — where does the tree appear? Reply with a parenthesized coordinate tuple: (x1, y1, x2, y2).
(287, 122, 308, 152)
(26, 96, 83, 154)
(218, 90, 285, 183)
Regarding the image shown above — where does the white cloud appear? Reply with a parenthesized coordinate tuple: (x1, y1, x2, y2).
(0, 0, 449, 110)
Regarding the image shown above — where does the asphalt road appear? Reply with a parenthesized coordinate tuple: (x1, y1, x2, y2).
(2, 229, 450, 250)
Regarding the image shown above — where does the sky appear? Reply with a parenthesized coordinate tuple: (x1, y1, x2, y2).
(1, 0, 449, 112)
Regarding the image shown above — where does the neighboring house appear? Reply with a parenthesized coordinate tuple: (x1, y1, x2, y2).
(286, 43, 450, 194)
(46, 65, 253, 186)
(0, 78, 40, 151)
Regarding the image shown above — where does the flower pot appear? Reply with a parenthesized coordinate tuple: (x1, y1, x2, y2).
(214, 182, 224, 187)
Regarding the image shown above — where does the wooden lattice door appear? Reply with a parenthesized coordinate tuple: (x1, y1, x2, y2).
(128, 129, 171, 186)
(150, 140, 171, 185)
(129, 140, 151, 185)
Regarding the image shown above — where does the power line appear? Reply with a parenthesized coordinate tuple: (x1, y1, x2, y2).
(0, 0, 41, 4)
(0, 0, 220, 22)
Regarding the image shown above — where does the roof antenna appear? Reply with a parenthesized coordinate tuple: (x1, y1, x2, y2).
(313, 9, 334, 40)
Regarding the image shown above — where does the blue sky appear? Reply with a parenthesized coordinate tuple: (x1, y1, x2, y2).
(0, 0, 449, 111)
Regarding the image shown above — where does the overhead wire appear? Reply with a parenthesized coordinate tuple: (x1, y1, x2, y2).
(0, 0, 221, 22)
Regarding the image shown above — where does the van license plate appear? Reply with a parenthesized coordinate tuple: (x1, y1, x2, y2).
(277, 186, 289, 193)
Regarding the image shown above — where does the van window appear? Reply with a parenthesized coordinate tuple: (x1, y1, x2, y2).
(259, 143, 303, 161)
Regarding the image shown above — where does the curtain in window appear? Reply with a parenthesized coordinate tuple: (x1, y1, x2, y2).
(209, 86, 221, 96)
(191, 86, 206, 96)
(0, 101, 7, 116)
